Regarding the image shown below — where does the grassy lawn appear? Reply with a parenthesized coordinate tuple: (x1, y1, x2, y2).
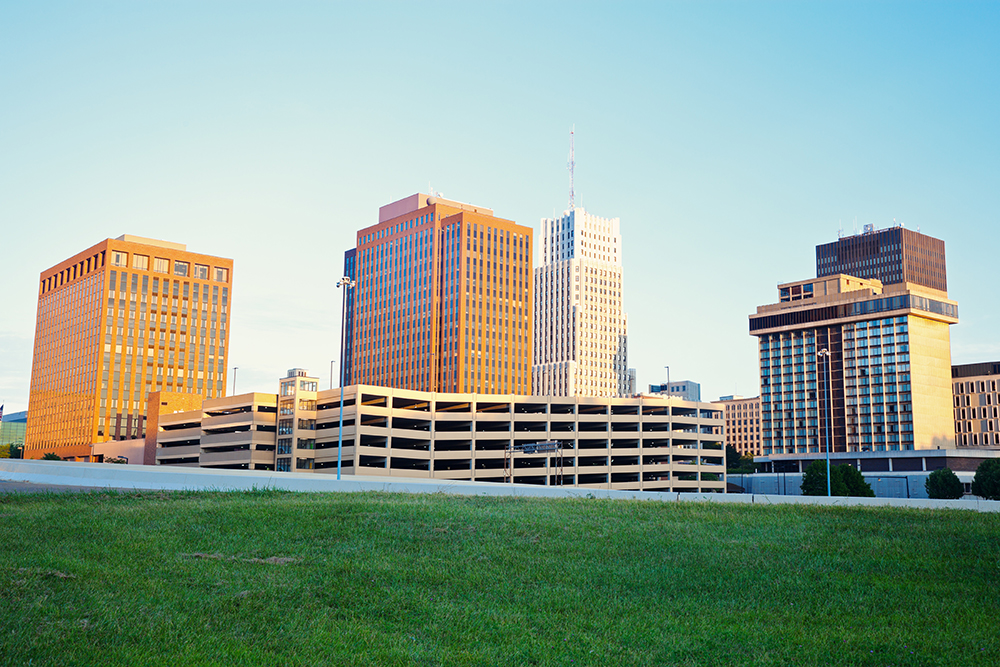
(1, 490, 998, 666)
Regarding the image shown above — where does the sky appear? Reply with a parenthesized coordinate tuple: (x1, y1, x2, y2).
(1, 1, 998, 413)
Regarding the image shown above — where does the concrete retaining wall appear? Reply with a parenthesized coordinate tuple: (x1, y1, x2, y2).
(2, 460, 997, 512)
(728, 470, 977, 500)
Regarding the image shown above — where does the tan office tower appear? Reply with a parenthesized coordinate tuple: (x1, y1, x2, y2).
(533, 207, 628, 397)
(25, 235, 233, 460)
(349, 194, 533, 394)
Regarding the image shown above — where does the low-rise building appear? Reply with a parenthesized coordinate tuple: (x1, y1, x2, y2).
(1, 410, 27, 450)
(154, 370, 727, 493)
(952, 361, 1000, 447)
(648, 381, 701, 402)
(713, 395, 762, 458)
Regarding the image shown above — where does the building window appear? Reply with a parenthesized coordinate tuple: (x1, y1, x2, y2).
(174, 261, 189, 277)
(154, 257, 169, 273)
(192, 264, 209, 279)
(215, 267, 229, 282)
(111, 251, 127, 267)
(133, 254, 149, 270)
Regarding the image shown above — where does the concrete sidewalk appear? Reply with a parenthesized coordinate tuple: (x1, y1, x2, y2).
(1, 459, 998, 512)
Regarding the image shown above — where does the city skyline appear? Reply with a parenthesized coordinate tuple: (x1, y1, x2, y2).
(2, 3, 999, 413)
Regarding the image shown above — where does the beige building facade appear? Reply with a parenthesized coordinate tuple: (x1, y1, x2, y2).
(951, 361, 1000, 447)
(533, 207, 628, 397)
(713, 395, 762, 457)
(155, 374, 727, 493)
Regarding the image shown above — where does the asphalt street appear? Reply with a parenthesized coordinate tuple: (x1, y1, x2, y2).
(0, 481, 151, 494)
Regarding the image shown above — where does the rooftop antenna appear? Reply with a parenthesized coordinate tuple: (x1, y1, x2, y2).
(838, 219, 843, 238)
(567, 126, 576, 210)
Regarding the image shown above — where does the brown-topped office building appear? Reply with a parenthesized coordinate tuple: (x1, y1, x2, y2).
(816, 224, 947, 292)
(753, 225, 958, 460)
(343, 194, 533, 395)
(24, 235, 233, 460)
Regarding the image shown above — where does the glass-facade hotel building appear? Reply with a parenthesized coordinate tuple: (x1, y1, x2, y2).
(750, 271, 958, 456)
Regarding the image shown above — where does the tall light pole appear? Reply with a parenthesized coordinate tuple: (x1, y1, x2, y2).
(664, 366, 670, 391)
(336, 276, 356, 481)
(232, 367, 238, 396)
(818, 348, 833, 497)
(330, 359, 336, 391)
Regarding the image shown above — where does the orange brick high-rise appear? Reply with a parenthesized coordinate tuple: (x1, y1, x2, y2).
(25, 235, 233, 459)
(348, 194, 533, 394)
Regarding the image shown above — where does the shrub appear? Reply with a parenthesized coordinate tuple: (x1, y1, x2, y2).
(925, 468, 964, 499)
(971, 459, 1000, 501)
(838, 463, 875, 497)
(801, 460, 874, 497)
(41, 452, 63, 461)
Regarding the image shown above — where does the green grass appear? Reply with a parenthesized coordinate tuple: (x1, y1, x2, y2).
(1, 490, 998, 666)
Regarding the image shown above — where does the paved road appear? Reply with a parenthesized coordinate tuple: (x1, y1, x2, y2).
(0, 481, 154, 494)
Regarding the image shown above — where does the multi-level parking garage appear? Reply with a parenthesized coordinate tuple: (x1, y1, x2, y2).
(157, 382, 726, 493)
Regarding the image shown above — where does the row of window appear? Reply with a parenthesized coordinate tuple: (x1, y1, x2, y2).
(108, 250, 229, 282)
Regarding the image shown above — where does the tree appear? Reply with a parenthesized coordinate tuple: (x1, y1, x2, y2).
(9, 444, 23, 459)
(925, 468, 964, 500)
(801, 460, 840, 496)
(725, 444, 742, 469)
(838, 463, 875, 497)
(725, 445, 757, 473)
(971, 459, 1000, 501)
(801, 460, 874, 497)
(41, 452, 62, 461)
(0, 445, 9, 459)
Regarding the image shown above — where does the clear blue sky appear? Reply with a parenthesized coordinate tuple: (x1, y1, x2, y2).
(2, 1, 998, 412)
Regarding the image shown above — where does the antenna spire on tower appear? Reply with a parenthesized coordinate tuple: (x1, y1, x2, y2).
(567, 126, 575, 210)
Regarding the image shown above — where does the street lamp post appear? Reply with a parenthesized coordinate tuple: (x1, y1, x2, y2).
(818, 348, 833, 497)
(232, 367, 238, 396)
(330, 360, 335, 391)
(335, 276, 356, 481)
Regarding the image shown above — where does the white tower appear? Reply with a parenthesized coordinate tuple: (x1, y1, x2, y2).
(532, 206, 628, 397)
